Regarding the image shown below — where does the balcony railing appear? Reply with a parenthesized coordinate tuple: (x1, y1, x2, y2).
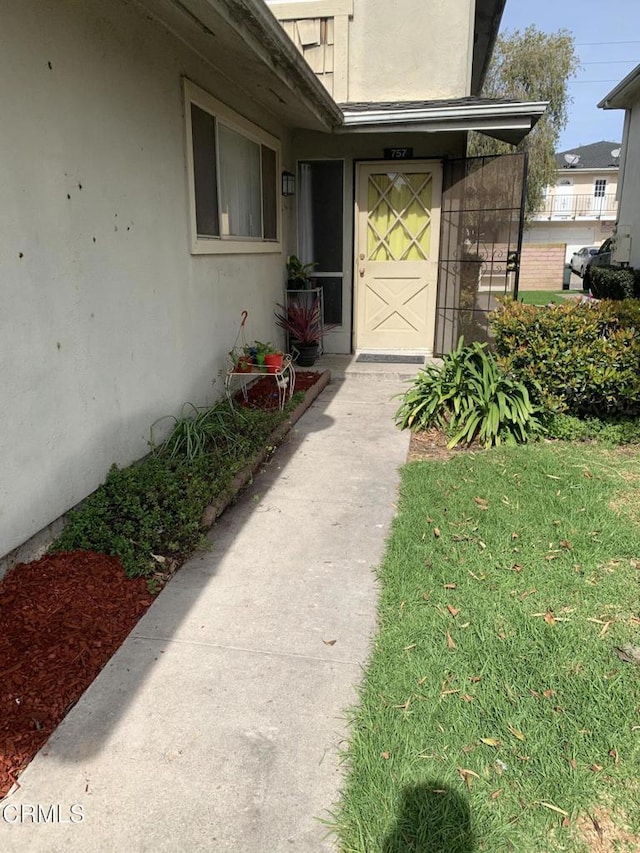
(533, 193, 617, 221)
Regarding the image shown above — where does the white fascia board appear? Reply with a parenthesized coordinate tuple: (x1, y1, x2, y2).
(335, 117, 536, 137)
(598, 64, 640, 109)
(340, 101, 547, 127)
(556, 167, 619, 174)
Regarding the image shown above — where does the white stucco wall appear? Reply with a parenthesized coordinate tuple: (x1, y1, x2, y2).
(0, 0, 296, 558)
(616, 102, 640, 267)
(552, 170, 618, 195)
(347, 0, 474, 102)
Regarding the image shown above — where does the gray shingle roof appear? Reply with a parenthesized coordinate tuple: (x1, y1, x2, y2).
(555, 141, 621, 169)
(340, 97, 525, 112)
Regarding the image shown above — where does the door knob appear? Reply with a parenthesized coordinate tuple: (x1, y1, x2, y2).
(359, 268, 365, 277)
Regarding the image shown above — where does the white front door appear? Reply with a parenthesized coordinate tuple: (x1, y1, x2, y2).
(355, 162, 442, 353)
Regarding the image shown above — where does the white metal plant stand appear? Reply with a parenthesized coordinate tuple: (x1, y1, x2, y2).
(225, 355, 295, 412)
(225, 310, 295, 411)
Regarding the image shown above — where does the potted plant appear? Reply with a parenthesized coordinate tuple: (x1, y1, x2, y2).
(286, 255, 317, 290)
(252, 340, 284, 372)
(229, 349, 253, 373)
(275, 297, 332, 367)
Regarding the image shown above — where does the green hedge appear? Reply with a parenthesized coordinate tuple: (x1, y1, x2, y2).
(588, 266, 640, 300)
(491, 299, 640, 417)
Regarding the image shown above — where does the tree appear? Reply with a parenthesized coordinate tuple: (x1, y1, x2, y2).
(468, 26, 580, 219)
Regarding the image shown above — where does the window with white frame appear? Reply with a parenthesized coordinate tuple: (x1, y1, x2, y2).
(594, 178, 607, 198)
(184, 80, 280, 253)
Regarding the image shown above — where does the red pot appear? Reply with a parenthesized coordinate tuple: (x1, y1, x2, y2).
(264, 353, 284, 374)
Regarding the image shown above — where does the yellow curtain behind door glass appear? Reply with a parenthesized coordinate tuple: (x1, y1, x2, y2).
(367, 173, 432, 261)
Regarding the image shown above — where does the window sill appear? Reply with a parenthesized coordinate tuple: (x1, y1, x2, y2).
(191, 238, 282, 256)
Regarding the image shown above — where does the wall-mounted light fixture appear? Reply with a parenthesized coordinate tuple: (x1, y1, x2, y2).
(281, 170, 295, 197)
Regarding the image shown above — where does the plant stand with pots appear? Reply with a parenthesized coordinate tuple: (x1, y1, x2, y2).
(225, 356, 295, 412)
(226, 310, 295, 411)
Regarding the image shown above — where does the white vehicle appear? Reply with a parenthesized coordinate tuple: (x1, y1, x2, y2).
(570, 246, 599, 277)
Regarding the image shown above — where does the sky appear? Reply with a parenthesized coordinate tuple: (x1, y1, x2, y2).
(500, 0, 640, 152)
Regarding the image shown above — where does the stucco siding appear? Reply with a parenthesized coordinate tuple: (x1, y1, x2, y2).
(1, 0, 294, 557)
(268, 0, 475, 103)
(347, 0, 473, 101)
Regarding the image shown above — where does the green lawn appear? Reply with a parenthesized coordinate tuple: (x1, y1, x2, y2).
(334, 443, 640, 852)
(516, 291, 573, 305)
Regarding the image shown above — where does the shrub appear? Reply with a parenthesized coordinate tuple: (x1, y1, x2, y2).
(491, 299, 640, 417)
(588, 266, 639, 300)
(545, 413, 640, 445)
(395, 338, 542, 448)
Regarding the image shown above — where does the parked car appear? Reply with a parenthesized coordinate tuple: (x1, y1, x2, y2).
(570, 245, 599, 277)
(587, 237, 613, 271)
(582, 237, 614, 291)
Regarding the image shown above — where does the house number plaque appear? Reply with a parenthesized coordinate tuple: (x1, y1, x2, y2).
(383, 147, 414, 159)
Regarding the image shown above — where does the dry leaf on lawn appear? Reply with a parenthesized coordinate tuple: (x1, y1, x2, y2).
(480, 738, 502, 748)
(447, 605, 460, 617)
(507, 725, 525, 741)
(446, 630, 457, 650)
(457, 767, 480, 789)
(536, 801, 568, 817)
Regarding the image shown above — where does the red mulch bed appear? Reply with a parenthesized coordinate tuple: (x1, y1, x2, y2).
(0, 371, 326, 798)
(235, 370, 322, 410)
(0, 551, 153, 798)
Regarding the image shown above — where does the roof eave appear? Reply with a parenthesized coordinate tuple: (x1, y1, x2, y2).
(136, 0, 343, 131)
(337, 101, 547, 144)
(598, 63, 640, 110)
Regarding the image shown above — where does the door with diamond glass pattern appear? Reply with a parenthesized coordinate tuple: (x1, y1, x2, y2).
(356, 163, 442, 352)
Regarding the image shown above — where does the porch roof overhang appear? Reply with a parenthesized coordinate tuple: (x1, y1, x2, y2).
(598, 64, 640, 110)
(336, 98, 547, 145)
(134, 0, 343, 131)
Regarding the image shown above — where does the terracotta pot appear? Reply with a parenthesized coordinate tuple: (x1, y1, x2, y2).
(264, 353, 284, 374)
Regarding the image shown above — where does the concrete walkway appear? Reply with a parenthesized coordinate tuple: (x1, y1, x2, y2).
(1, 359, 412, 852)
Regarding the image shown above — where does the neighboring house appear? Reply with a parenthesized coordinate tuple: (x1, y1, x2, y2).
(1, 0, 544, 566)
(520, 141, 619, 290)
(599, 64, 640, 268)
